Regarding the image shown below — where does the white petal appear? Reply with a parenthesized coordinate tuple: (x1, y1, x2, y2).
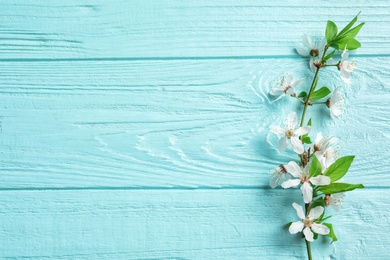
(296, 47, 310, 57)
(340, 69, 351, 84)
(318, 37, 327, 50)
(269, 125, 285, 136)
(295, 126, 311, 136)
(278, 137, 288, 152)
(281, 179, 301, 189)
(270, 88, 284, 96)
(285, 73, 293, 84)
(291, 77, 305, 88)
(308, 206, 324, 220)
(292, 202, 305, 219)
(315, 132, 323, 145)
(286, 112, 298, 129)
(301, 182, 313, 203)
(311, 223, 330, 235)
(290, 137, 304, 154)
(302, 34, 313, 49)
(289, 221, 304, 234)
(341, 47, 349, 61)
(269, 172, 283, 189)
(285, 161, 301, 178)
(310, 175, 331, 186)
(309, 58, 316, 73)
(303, 227, 314, 242)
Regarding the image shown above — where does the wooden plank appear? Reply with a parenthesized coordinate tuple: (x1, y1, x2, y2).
(0, 58, 389, 189)
(0, 0, 389, 59)
(0, 188, 387, 259)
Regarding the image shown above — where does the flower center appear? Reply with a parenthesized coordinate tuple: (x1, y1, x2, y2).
(303, 218, 312, 227)
(285, 129, 294, 139)
(310, 49, 319, 57)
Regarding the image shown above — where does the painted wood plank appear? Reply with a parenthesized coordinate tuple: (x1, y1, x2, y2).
(0, 57, 389, 189)
(0, 0, 389, 59)
(0, 188, 387, 259)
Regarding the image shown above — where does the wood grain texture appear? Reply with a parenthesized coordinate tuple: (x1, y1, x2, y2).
(0, 0, 389, 59)
(0, 57, 389, 189)
(0, 189, 388, 259)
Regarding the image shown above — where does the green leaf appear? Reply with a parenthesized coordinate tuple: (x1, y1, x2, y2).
(285, 222, 292, 228)
(302, 136, 312, 144)
(310, 86, 331, 100)
(337, 12, 360, 37)
(324, 156, 355, 182)
(323, 223, 338, 242)
(345, 38, 361, 50)
(298, 91, 307, 99)
(307, 118, 312, 126)
(334, 22, 365, 50)
(318, 183, 364, 194)
(323, 50, 335, 62)
(310, 156, 322, 177)
(321, 215, 332, 222)
(325, 20, 338, 43)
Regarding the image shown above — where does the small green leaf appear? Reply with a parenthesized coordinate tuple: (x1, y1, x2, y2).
(323, 223, 338, 242)
(285, 222, 292, 228)
(337, 12, 360, 37)
(321, 215, 332, 222)
(342, 22, 365, 40)
(310, 156, 322, 177)
(324, 156, 355, 182)
(333, 22, 365, 50)
(325, 20, 338, 43)
(307, 118, 312, 126)
(310, 86, 331, 100)
(302, 136, 312, 144)
(318, 183, 364, 194)
(298, 91, 308, 99)
(323, 50, 335, 62)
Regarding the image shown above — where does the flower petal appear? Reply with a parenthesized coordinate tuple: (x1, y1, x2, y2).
(292, 202, 305, 219)
(285, 112, 298, 129)
(289, 221, 304, 234)
(309, 58, 316, 73)
(341, 47, 349, 61)
(303, 227, 314, 242)
(269, 125, 285, 135)
(315, 132, 323, 145)
(269, 88, 284, 96)
(302, 34, 313, 49)
(269, 172, 283, 189)
(278, 137, 288, 152)
(308, 206, 324, 220)
(296, 47, 310, 57)
(290, 137, 304, 154)
(301, 182, 313, 203)
(291, 77, 305, 88)
(310, 175, 331, 186)
(281, 179, 301, 189)
(284, 161, 301, 178)
(311, 223, 330, 235)
(295, 126, 311, 136)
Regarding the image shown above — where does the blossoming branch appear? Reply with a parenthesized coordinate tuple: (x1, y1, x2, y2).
(267, 13, 365, 260)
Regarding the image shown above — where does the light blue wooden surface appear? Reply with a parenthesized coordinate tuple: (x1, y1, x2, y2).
(1, 1, 389, 259)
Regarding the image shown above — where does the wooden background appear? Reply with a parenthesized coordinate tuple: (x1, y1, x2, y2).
(1, 1, 389, 259)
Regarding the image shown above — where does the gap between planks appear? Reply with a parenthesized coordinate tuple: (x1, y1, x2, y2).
(0, 185, 387, 192)
(0, 53, 389, 62)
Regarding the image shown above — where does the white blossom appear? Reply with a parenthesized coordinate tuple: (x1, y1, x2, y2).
(281, 161, 331, 203)
(325, 193, 345, 211)
(327, 87, 345, 120)
(296, 35, 326, 72)
(314, 133, 338, 171)
(269, 112, 310, 154)
(289, 203, 330, 242)
(338, 47, 356, 83)
(269, 73, 304, 102)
